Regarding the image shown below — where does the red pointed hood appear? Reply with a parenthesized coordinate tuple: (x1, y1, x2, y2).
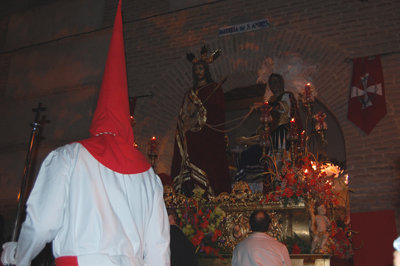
(78, 0, 150, 174)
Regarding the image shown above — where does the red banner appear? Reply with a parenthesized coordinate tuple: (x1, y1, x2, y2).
(347, 55, 386, 134)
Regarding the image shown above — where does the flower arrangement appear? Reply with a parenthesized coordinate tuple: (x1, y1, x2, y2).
(263, 154, 339, 207)
(261, 153, 352, 258)
(177, 188, 227, 257)
(329, 221, 353, 259)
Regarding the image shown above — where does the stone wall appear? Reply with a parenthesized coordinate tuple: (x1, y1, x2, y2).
(0, 0, 399, 238)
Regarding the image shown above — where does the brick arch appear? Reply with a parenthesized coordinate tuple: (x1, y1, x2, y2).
(142, 29, 351, 175)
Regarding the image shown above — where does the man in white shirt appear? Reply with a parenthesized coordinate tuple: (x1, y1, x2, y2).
(232, 210, 291, 266)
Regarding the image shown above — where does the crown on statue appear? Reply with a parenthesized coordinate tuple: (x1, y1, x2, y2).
(186, 45, 221, 65)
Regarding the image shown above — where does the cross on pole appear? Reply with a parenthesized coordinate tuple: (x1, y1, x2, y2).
(10, 103, 47, 243)
(32, 102, 47, 127)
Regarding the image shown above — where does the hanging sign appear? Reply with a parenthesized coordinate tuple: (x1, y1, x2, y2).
(218, 19, 270, 37)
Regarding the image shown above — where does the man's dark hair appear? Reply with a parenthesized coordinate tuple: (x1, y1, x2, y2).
(249, 210, 271, 232)
(268, 73, 284, 87)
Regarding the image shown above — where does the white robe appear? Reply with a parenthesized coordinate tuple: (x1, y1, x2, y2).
(15, 143, 170, 266)
(232, 232, 291, 266)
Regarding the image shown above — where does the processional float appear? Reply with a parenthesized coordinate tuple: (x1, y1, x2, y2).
(166, 48, 352, 262)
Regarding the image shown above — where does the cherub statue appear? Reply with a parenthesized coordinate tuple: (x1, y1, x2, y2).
(310, 203, 331, 253)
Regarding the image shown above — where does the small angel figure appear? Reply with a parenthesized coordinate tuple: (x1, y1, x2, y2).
(313, 111, 328, 132)
(310, 203, 331, 253)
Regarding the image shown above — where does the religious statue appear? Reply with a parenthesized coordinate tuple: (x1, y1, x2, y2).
(233, 73, 301, 192)
(266, 73, 301, 155)
(309, 203, 331, 253)
(171, 46, 231, 197)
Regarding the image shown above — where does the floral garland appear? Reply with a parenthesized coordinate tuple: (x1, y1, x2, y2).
(177, 189, 227, 257)
(263, 154, 339, 207)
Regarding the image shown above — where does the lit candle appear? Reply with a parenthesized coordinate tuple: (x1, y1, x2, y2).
(150, 136, 157, 153)
(148, 136, 158, 168)
(305, 83, 311, 101)
(289, 118, 298, 140)
(260, 101, 272, 124)
(300, 130, 306, 148)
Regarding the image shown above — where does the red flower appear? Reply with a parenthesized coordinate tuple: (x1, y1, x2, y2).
(292, 244, 301, 254)
(212, 229, 222, 242)
(202, 245, 219, 256)
(330, 243, 337, 253)
(200, 220, 209, 229)
(283, 187, 294, 198)
(264, 194, 270, 202)
(201, 246, 211, 254)
(285, 172, 296, 186)
(334, 228, 346, 241)
(270, 194, 279, 202)
(332, 199, 340, 206)
(191, 231, 204, 246)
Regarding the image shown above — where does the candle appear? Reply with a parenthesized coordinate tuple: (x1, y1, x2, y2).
(305, 83, 311, 101)
(260, 101, 272, 124)
(130, 115, 136, 127)
(289, 118, 298, 140)
(300, 130, 306, 147)
(148, 136, 159, 169)
(150, 136, 157, 153)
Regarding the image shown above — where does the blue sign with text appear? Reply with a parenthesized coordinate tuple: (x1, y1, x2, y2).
(218, 19, 270, 36)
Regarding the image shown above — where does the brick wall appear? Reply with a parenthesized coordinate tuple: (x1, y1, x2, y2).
(0, 0, 399, 237)
(121, 0, 400, 231)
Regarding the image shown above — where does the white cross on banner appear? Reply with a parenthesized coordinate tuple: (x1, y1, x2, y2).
(347, 55, 387, 134)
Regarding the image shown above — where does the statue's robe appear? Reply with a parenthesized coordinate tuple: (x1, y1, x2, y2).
(171, 82, 231, 196)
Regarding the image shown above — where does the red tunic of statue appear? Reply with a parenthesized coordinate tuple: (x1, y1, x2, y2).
(171, 82, 231, 195)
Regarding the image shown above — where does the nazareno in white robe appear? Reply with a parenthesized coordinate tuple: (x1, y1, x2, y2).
(15, 142, 170, 266)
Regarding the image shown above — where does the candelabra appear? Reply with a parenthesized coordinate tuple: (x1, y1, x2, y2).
(147, 136, 159, 170)
(288, 118, 299, 161)
(259, 101, 273, 156)
(313, 112, 328, 158)
(298, 82, 317, 155)
(301, 83, 315, 117)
